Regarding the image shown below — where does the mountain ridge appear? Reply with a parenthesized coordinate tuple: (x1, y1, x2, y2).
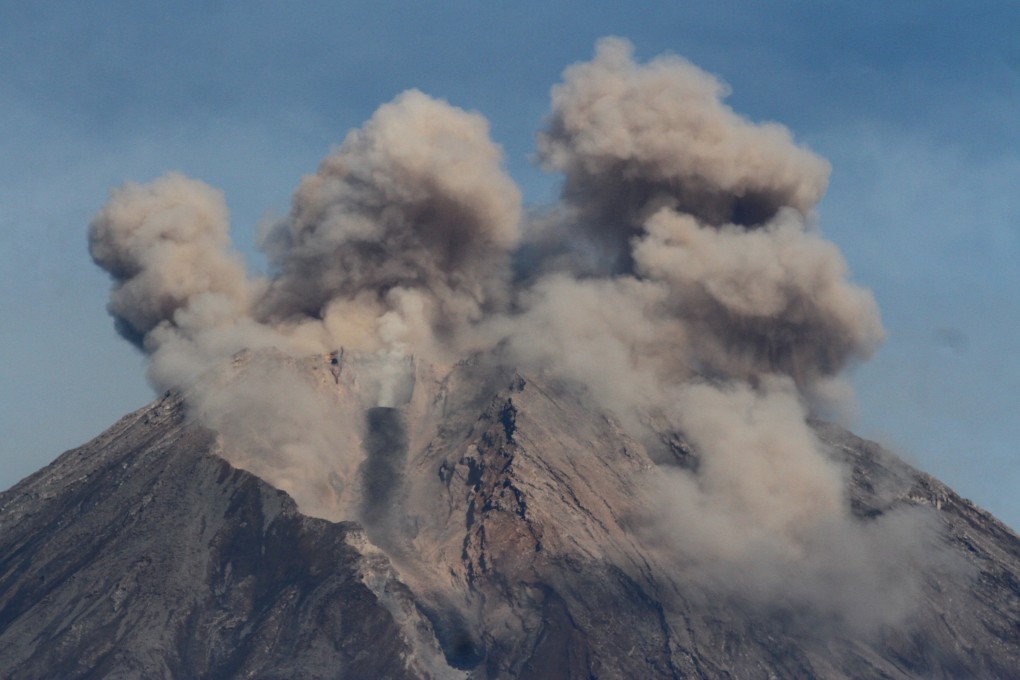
(2, 353, 1019, 678)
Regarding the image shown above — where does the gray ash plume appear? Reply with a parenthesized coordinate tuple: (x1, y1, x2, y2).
(83, 36, 924, 634)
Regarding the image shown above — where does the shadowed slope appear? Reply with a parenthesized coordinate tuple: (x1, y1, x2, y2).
(0, 393, 451, 680)
(1, 356, 1019, 679)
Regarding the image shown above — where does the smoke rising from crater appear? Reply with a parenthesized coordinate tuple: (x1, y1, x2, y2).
(88, 37, 918, 628)
(258, 89, 522, 357)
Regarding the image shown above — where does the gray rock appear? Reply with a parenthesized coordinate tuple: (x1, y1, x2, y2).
(2, 356, 1019, 678)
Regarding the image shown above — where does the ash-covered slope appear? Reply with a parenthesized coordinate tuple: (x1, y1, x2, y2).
(0, 391, 450, 680)
(2, 353, 1019, 679)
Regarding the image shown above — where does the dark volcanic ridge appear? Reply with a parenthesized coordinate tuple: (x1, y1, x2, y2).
(2, 353, 1019, 679)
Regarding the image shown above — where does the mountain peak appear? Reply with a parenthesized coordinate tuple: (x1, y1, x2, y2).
(9, 37, 1020, 678)
(3, 351, 1019, 678)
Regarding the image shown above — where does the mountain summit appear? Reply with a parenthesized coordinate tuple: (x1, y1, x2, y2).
(1, 351, 1019, 679)
(6, 37, 1019, 678)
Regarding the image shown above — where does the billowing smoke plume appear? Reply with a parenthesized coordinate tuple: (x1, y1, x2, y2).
(258, 89, 521, 357)
(537, 37, 830, 272)
(495, 41, 899, 619)
(89, 38, 924, 630)
(516, 37, 881, 392)
(89, 91, 522, 524)
(88, 173, 252, 349)
(633, 208, 883, 387)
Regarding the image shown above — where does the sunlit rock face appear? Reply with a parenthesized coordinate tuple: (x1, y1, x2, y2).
(1, 351, 1019, 679)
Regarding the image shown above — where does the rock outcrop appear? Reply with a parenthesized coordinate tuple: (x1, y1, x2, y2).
(1, 354, 1019, 678)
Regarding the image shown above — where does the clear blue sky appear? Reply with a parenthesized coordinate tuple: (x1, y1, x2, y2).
(2, 2, 1018, 529)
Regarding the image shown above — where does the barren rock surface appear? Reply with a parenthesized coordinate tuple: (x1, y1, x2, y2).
(2, 355, 1019, 678)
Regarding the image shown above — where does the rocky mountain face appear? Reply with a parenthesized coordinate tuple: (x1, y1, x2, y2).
(2, 352, 1019, 679)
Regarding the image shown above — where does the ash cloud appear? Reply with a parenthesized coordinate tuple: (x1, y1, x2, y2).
(89, 90, 522, 522)
(497, 39, 904, 628)
(632, 208, 883, 388)
(537, 37, 830, 273)
(502, 38, 881, 415)
(88, 37, 928, 630)
(88, 173, 253, 350)
(257, 89, 522, 358)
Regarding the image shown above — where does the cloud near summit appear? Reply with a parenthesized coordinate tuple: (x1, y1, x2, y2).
(89, 37, 880, 389)
(88, 37, 909, 626)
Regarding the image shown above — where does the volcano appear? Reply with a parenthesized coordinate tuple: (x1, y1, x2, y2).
(1, 351, 1019, 679)
(6, 35, 1020, 679)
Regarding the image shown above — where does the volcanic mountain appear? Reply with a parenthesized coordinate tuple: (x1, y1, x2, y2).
(6, 36, 1020, 679)
(1, 350, 1019, 679)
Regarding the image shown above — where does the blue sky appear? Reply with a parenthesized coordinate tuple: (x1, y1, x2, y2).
(2, 2, 1018, 529)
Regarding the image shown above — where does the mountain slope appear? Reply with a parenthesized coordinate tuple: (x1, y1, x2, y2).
(1, 355, 1019, 679)
(0, 393, 448, 679)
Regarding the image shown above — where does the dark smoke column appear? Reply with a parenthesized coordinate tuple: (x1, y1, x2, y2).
(358, 407, 409, 547)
